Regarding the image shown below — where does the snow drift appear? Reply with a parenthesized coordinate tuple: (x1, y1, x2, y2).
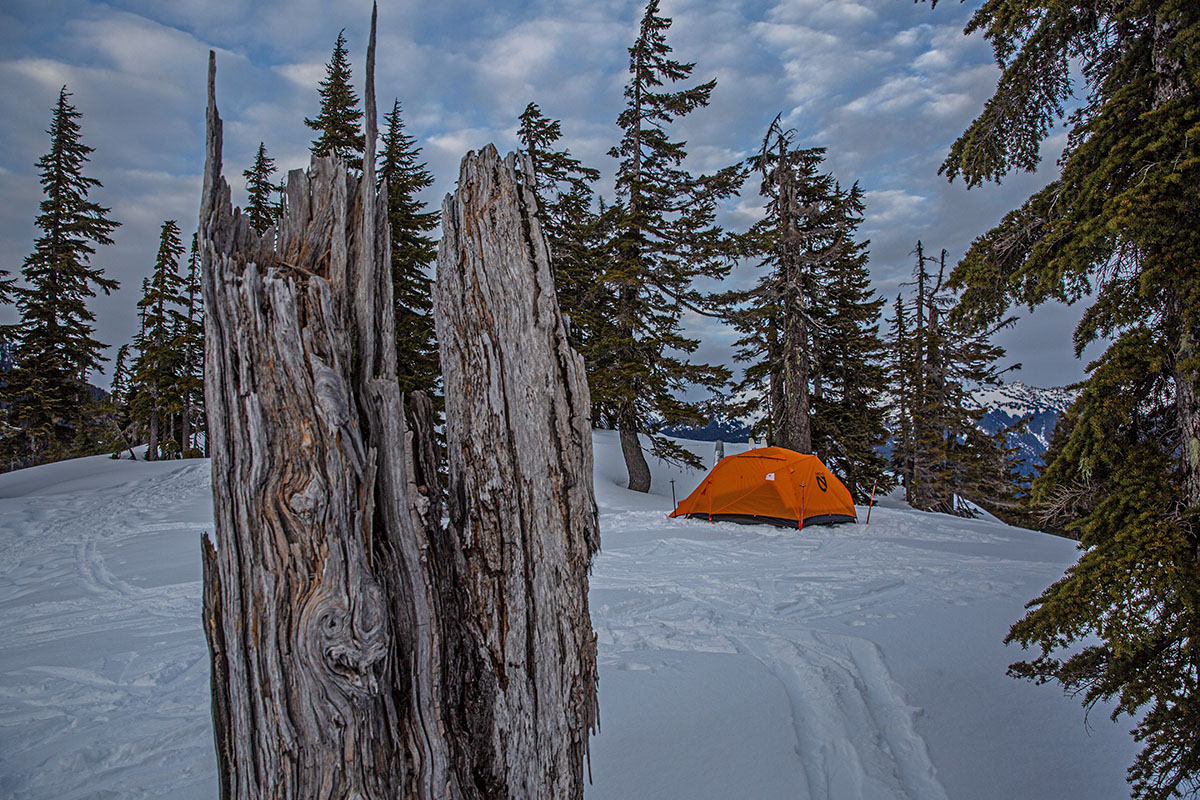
(0, 434, 1137, 799)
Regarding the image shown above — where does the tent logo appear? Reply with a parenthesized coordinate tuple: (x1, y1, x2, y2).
(816, 474, 828, 492)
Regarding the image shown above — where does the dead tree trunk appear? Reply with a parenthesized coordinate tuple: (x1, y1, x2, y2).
(435, 144, 600, 798)
(199, 8, 598, 799)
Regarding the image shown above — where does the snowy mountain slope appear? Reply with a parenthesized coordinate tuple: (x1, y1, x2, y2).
(664, 380, 1077, 477)
(970, 381, 1078, 474)
(0, 435, 1135, 799)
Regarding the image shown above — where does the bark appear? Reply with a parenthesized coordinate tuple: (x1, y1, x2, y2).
(620, 424, 651, 492)
(181, 398, 191, 454)
(777, 162, 812, 455)
(1180, 330, 1200, 514)
(199, 9, 598, 797)
(767, 320, 782, 447)
(148, 411, 159, 461)
(780, 297, 812, 454)
(435, 145, 600, 796)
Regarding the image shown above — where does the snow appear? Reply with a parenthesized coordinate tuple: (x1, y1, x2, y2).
(0, 434, 1138, 798)
(969, 381, 1078, 418)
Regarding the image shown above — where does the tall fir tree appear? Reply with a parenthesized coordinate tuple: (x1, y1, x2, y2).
(177, 233, 205, 455)
(724, 117, 890, 501)
(108, 343, 132, 415)
(274, 176, 288, 220)
(926, 0, 1200, 794)
(129, 220, 187, 461)
(602, 0, 744, 491)
(377, 99, 440, 402)
(3, 87, 120, 467)
(517, 101, 603, 340)
(305, 29, 365, 172)
(807, 183, 893, 502)
(887, 243, 1017, 515)
(886, 293, 916, 488)
(739, 117, 827, 455)
(242, 142, 277, 235)
(106, 342, 134, 457)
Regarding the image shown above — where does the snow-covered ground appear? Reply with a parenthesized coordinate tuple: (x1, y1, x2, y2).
(0, 434, 1138, 799)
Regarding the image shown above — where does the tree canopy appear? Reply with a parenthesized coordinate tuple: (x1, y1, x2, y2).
(601, 0, 744, 490)
(3, 87, 120, 466)
(378, 99, 440, 402)
(931, 0, 1200, 794)
(305, 29, 365, 172)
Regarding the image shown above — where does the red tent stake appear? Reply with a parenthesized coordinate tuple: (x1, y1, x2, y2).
(865, 480, 878, 525)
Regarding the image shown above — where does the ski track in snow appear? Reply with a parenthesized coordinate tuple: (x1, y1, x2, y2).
(589, 508, 1022, 800)
(0, 457, 216, 800)
(0, 439, 1135, 799)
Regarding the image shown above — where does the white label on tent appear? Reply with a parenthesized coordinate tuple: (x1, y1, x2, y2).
(765, 472, 775, 481)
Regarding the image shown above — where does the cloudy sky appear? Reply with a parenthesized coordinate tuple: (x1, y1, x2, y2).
(0, 0, 1098, 390)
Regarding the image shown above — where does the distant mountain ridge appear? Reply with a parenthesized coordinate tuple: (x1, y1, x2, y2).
(970, 381, 1078, 475)
(660, 380, 1078, 476)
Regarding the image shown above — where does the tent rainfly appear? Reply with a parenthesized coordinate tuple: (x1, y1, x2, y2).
(670, 447, 857, 529)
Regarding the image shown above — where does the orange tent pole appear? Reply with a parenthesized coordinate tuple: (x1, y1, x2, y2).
(866, 479, 878, 524)
(798, 481, 806, 530)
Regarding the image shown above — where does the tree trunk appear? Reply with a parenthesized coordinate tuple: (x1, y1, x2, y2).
(181, 397, 191, 455)
(780, 281, 812, 454)
(148, 410, 159, 461)
(199, 9, 598, 798)
(775, 155, 812, 456)
(435, 144, 600, 796)
(619, 424, 651, 492)
(767, 320, 782, 447)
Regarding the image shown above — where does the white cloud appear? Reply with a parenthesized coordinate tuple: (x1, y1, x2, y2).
(862, 188, 926, 227)
(5, 57, 74, 90)
(428, 128, 502, 169)
(275, 61, 326, 89)
(0, 0, 1085, 386)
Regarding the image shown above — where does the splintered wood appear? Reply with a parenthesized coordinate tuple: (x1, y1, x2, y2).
(198, 10, 598, 799)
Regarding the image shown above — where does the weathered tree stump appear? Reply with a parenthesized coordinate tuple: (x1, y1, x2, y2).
(435, 144, 600, 798)
(198, 9, 598, 799)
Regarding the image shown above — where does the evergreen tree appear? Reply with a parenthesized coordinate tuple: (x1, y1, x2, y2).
(242, 142, 277, 235)
(105, 343, 135, 458)
(886, 294, 916, 489)
(177, 233, 205, 456)
(601, 0, 744, 491)
(887, 243, 1015, 514)
(274, 176, 288, 219)
(305, 29, 365, 172)
(3, 87, 120, 467)
(724, 116, 891, 501)
(928, 0, 1200, 791)
(125, 277, 151, 449)
(960, 420, 1030, 524)
(907, 243, 955, 511)
(517, 102, 603, 338)
(756, 118, 824, 454)
(109, 343, 132, 412)
(808, 183, 893, 502)
(377, 99, 440, 401)
(130, 220, 187, 461)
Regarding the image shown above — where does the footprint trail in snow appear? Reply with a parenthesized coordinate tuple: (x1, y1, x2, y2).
(0, 435, 1139, 799)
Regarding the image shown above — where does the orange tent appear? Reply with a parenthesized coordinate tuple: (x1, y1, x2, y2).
(670, 447, 857, 529)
